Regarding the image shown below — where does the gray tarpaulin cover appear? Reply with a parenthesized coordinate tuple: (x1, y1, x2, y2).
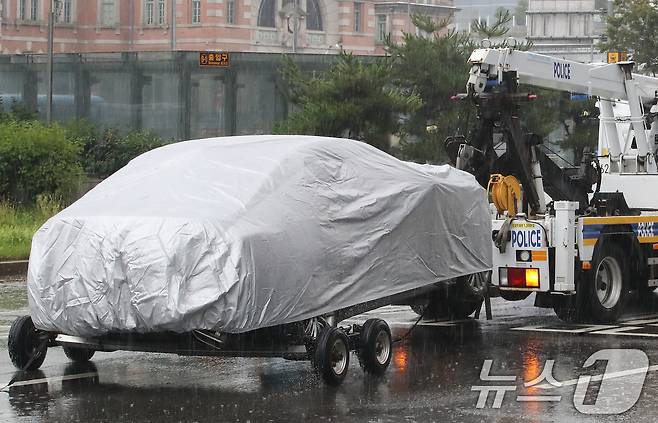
(28, 135, 492, 336)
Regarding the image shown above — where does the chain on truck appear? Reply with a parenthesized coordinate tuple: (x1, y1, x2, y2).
(446, 46, 658, 323)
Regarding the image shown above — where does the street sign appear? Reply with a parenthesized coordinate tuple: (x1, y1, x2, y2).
(200, 52, 230, 67)
(607, 52, 628, 64)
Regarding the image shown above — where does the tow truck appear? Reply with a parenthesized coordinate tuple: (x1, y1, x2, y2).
(447, 47, 658, 323)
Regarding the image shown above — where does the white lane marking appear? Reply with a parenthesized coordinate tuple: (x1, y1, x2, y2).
(1, 372, 98, 389)
(621, 317, 658, 325)
(511, 324, 617, 334)
(621, 313, 658, 323)
(591, 326, 658, 338)
(536, 365, 658, 390)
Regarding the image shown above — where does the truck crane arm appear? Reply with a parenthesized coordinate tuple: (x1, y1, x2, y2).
(467, 48, 658, 168)
(455, 48, 658, 215)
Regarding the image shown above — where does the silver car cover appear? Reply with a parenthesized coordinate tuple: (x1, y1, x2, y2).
(27, 135, 492, 335)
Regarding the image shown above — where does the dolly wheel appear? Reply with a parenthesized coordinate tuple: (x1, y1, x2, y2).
(8, 315, 48, 371)
(63, 346, 96, 363)
(314, 327, 350, 385)
(358, 318, 392, 375)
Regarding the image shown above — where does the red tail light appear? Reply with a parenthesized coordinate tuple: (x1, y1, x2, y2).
(500, 267, 540, 288)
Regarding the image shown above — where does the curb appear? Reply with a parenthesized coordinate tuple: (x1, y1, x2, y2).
(0, 260, 28, 279)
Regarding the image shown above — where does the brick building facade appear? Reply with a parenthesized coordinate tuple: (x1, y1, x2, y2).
(0, 0, 456, 55)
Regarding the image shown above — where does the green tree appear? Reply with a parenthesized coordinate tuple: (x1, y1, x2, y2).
(274, 52, 421, 152)
(601, 0, 658, 75)
(472, 8, 513, 38)
(385, 15, 473, 163)
(557, 97, 600, 164)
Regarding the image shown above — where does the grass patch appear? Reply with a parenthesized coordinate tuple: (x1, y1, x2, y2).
(0, 196, 61, 260)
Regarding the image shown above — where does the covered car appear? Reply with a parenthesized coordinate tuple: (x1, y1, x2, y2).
(27, 135, 492, 336)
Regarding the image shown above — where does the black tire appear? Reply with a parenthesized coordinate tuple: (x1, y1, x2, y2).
(358, 319, 392, 375)
(8, 316, 47, 371)
(457, 272, 490, 298)
(586, 242, 630, 323)
(409, 298, 449, 319)
(63, 346, 95, 363)
(553, 294, 586, 323)
(445, 272, 488, 318)
(314, 327, 350, 386)
(411, 282, 483, 320)
(447, 299, 482, 319)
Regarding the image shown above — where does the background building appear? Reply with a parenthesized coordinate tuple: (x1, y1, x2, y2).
(526, 0, 608, 62)
(0, 0, 457, 55)
(453, 0, 519, 32)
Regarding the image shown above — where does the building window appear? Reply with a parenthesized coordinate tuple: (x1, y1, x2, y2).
(376, 14, 387, 42)
(101, 0, 116, 26)
(306, 0, 322, 30)
(144, 0, 153, 25)
(227, 0, 236, 24)
(354, 2, 362, 32)
(145, 0, 165, 25)
(257, 0, 275, 27)
(63, 0, 72, 23)
(191, 0, 200, 23)
(158, 0, 165, 25)
(29, 0, 38, 21)
(55, 0, 72, 23)
(19, 0, 26, 20)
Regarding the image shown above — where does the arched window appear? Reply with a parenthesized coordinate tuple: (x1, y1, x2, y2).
(258, 0, 276, 27)
(306, 0, 322, 31)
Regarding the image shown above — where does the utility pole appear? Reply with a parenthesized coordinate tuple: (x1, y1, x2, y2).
(47, 0, 61, 126)
(171, 0, 177, 51)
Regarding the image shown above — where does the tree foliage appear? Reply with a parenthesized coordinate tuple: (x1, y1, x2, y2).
(557, 98, 600, 164)
(472, 8, 513, 38)
(386, 16, 473, 163)
(601, 0, 658, 74)
(274, 52, 421, 152)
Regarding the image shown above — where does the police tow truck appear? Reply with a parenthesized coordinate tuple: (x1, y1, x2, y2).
(447, 46, 658, 323)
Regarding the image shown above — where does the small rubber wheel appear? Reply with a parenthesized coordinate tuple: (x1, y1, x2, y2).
(8, 315, 47, 371)
(358, 318, 392, 375)
(314, 327, 350, 385)
(63, 346, 96, 363)
(586, 242, 630, 323)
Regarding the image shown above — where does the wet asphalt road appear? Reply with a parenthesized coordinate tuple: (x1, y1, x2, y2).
(2, 281, 658, 422)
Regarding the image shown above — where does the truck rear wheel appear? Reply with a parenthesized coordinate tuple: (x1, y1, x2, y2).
(586, 242, 630, 323)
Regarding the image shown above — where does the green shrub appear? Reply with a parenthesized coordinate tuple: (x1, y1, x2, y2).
(65, 120, 167, 178)
(0, 120, 83, 204)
